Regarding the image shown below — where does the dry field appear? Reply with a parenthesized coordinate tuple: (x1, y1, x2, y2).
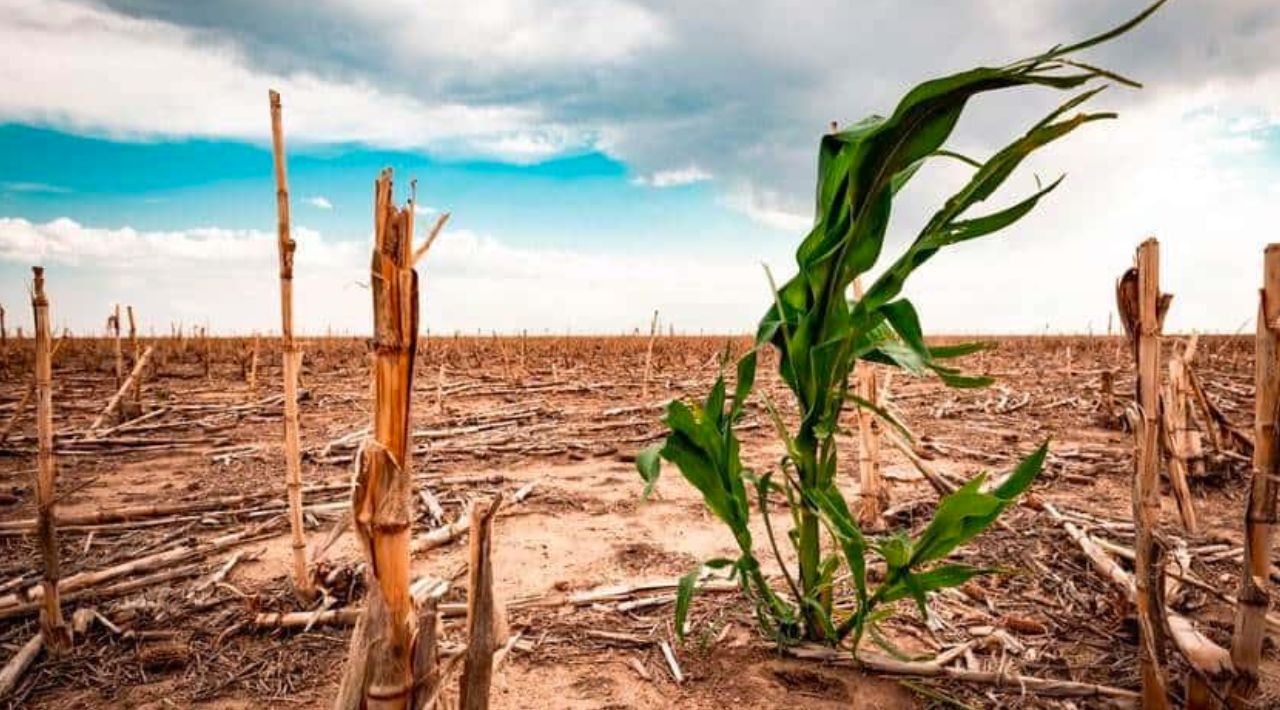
(0, 332, 1270, 708)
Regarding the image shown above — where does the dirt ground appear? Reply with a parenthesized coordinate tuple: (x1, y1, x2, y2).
(0, 334, 1273, 708)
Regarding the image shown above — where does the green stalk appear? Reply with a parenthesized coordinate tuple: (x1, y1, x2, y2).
(794, 424, 825, 640)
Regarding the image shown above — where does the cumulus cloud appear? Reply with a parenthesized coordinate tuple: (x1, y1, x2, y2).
(721, 188, 810, 233)
(1, 1, 1278, 332)
(0, 0, 596, 161)
(0, 217, 780, 335)
(304, 196, 333, 210)
(631, 166, 712, 188)
(8, 1, 1279, 198)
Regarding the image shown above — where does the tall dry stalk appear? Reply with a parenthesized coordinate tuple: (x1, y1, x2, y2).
(127, 306, 141, 405)
(1130, 238, 1170, 709)
(641, 309, 658, 399)
(269, 89, 314, 602)
(1230, 243, 1280, 704)
(202, 326, 212, 381)
(852, 278, 885, 530)
(30, 267, 70, 652)
(460, 498, 503, 710)
(337, 168, 420, 709)
(109, 304, 123, 390)
(247, 334, 260, 399)
(1160, 343, 1197, 532)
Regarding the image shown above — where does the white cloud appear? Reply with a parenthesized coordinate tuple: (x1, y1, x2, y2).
(326, 0, 666, 67)
(304, 196, 333, 210)
(631, 166, 713, 188)
(895, 81, 1280, 334)
(0, 217, 782, 335)
(0, 0, 595, 162)
(2, 1, 1280, 334)
(722, 188, 811, 233)
(0, 181, 70, 194)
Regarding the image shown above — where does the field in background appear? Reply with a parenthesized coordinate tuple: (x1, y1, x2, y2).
(0, 334, 1269, 708)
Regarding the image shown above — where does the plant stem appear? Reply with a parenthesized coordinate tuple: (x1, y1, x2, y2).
(795, 425, 826, 641)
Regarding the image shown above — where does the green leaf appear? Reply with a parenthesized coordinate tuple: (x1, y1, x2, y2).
(636, 444, 663, 499)
(880, 300, 926, 356)
(878, 564, 992, 605)
(994, 441, 1049, 499)
(927, 363, 994, 389)
(731, 350, 757, 420)
(1053, 0, 1168, 56)
(928, 341, 990, 359)
(674, 567, 699, 641)
(705, 376, 727, 426)
(909, 443, 1048, 566)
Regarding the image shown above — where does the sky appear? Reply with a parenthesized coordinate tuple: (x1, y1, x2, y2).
(0, 0, 1277, 336)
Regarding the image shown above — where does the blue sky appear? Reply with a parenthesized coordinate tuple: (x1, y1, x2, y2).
(0, 125, 772, 254)
(1, 0, 1278, 335)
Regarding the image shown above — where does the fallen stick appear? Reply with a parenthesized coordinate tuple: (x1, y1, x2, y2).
(0, 493, 348, 534)
(255, 607, 361, 629)
(411, 480, 537, 554)
(0, 633, 42, 698)
(1043, 502, 1233, 680)
(0, 521, 276, 610)
(0, 563, 205, 622)
(1089, 534, 1280, 632)
(659, 639, 684, 683)
(93, 407, 167, 439)
(567, 577, 737, 606)
(254, 578, 455, 630)
(882, 429, 958, 496)
(787, 644, 1139, 701)
(0, 492, 290, 531)
(87, 346, 154, 433)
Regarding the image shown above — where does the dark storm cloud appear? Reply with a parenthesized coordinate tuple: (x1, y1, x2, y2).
(85, 0, 1280, 214)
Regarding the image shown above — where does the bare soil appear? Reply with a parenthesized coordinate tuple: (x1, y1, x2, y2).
(0, 334, 1272, 708)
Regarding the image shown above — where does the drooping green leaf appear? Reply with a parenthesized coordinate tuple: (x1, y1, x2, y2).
(994, 441, 1050, 499)
(674, 567, 699, 641)
(909, 443, 1047, 566)
(928, 341, 991, 359)
(878, 564, 992, 605)
(636, 444, 663, 499)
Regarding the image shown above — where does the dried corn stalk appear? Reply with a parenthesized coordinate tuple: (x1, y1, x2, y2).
(31, 267, 70, 652)
(1230, 244, 1280, 704)
(268, 89, 314, 602)
(127, 305, 141, 405)
(852, 278, 886, 530)
(1129, 239, 1169, 709)
(337, 169, 420, 709)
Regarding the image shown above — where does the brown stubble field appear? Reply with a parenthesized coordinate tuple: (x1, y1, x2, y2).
(0, 332, 1269, 708)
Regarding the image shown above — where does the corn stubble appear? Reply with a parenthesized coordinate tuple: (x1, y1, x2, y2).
(336, 169, 421, 709)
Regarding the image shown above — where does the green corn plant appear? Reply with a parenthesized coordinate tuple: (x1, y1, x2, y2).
(638, 1, 1163, 649)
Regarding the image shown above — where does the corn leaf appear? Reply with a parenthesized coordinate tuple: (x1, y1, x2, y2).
(909, 442, 1048, 566)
